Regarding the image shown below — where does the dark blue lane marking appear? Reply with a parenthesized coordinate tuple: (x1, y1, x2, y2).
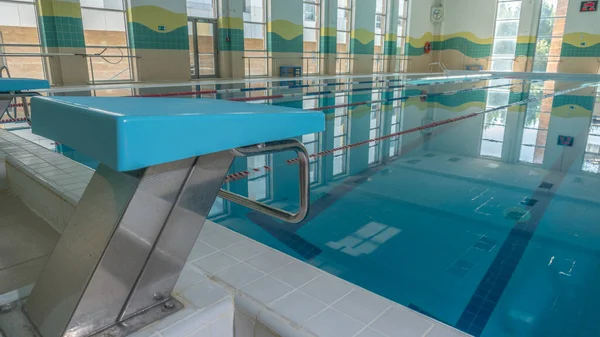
(456, 129, 588, 336)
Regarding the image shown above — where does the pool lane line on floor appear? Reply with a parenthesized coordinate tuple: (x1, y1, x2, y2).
(454, 113, 598, 336)
(5, 74, 500, 109)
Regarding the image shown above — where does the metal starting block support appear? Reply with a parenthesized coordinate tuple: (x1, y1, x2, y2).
(3, 96, 324, 337)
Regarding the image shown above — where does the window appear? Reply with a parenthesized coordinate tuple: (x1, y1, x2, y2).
(481, 0, 522, 159)
(0, 0, 45, 80)
(583, 89, 600, 173)
(244, 0, 267, 76)
(303, 98, 321, 184)
(333, 93, 350, 176)
(81, 0, 132, 82)
(396, 0, 409, 72)
(247, 154, 271, 201)
(187, 0, 215, 18)
(373, 0, 386, 73)
(336, 0, 352, 74)
(303, 0, 320, 75)
(489, 0, 522, 72)
(519, 82, 550, 164)
(369, 92, 383, 165)
(519, 0, 567, 164)
(389, 88, 403, 156)
(532, 0, 567, 72)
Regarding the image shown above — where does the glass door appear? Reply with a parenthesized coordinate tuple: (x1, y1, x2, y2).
(188, 18, 218, 78)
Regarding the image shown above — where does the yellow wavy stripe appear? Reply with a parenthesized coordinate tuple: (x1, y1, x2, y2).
(437, 32, 493, 44)
(404, 100, 486, 112)
(38, 0, 81, 19)
(563, 32, 600, 47)
(407, 32, 434, 48)
(127, 6, 186, 33)
(384, 33, 396, 42)
(508, 105, 526, 113)
(267, 20, 303, 40)
(351, 28, 375, 45)
(321, 27, 336, 37)
(517, 35, 536, 44)
(217, 17, 243, 30)
(552, 105, 592, 118)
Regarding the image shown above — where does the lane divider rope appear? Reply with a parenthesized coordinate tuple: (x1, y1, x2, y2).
(224, 81, 600, 183)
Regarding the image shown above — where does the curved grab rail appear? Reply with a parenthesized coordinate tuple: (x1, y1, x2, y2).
(219, 139, 310, 224)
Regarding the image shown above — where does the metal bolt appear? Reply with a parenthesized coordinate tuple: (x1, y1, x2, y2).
(0, 303, 14, 314)
(153, 293, 165, 301)
(163, 302, 175, 310)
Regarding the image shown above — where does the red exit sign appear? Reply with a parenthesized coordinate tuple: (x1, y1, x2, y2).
(581, 1, 598, 11)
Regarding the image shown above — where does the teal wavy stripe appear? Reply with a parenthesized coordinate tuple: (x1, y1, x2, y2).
(39, 16, 85, 48)
(349, 93, 371, 111)
(350, 38, 374, 55)
(320, 35, 336, 54)
(267, 33, 303, 53)
(384, 40, 397, 56)
(553, 95, 595, 110)
(428, 90, 487, 106)
(218, 28, 244, 51)
(515, 42, 535, 57)
(406, 43, 425, 56)
(432, 37, 492, 58)
(561, 43, 600, 57)
(128, 23, 188, 50)
(509, 91, 527, 103)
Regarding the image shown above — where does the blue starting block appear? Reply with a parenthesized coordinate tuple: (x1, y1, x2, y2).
(21, 96, 324, 337)
(0, 77, 49, 123)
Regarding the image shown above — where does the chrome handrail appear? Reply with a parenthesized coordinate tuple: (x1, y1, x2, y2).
(0, 65, 9, 78)
(219, 139, 310, 224)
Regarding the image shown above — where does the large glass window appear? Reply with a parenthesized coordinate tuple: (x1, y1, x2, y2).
(373, 0, 386, 73)
(489, 0, 522, 72)
(396, 0, 409, 72)
(0, 0, 45, 79)
(532, 0, 567, 72)
(389, 88, 403, 156)
(519, 0, 567, 164)
(81, 0, 132, 82)
(369, 92, 383, 164)
(333, 93, 350, 177)
(481, 0, 522, 159)
(336, 0, 352, 74)
(583, 95, 600, 173)
(187, 0, 215, 18)
(247, 154, 271, 201)
(244, 0, 267, 77)
(303, 98, 321, 184)
(303, 0, 320, 75)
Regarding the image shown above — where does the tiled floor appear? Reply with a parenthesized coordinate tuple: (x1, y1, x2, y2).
(0, 189, 58, 295)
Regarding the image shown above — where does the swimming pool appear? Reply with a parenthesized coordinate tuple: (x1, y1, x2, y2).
(5, 73, 600, 337)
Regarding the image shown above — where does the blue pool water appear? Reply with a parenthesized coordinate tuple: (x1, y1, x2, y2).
(13, 74, 600, 337)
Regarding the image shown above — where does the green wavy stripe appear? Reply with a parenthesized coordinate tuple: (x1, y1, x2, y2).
(384, 40, 397, 56)
(350, 38, 374, 55)
(320, 35, 336, 54)
(267, 33, 303, 53)
(128, 22, 188, 50)
(432, 37, 492, 58)
(406, 42, 425, 56)
(515, 42, 536, 57)
(561, 43, 600, 57)
(218, 28, 244, 51)
(39, 16, 85, 48)
(553, 95, 595, 111)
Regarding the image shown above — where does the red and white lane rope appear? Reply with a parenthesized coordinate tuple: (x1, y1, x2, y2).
(224, 81, 600, 183)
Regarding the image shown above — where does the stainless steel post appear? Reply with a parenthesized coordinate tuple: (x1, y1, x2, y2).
(24, 153, 232, 337)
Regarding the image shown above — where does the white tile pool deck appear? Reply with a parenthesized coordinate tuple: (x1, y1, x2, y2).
(0, 128, 470, 337)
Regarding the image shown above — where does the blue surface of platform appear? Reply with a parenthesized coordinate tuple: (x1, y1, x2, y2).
(31, 97, 325, 171)
(0, 78, 50, 92)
